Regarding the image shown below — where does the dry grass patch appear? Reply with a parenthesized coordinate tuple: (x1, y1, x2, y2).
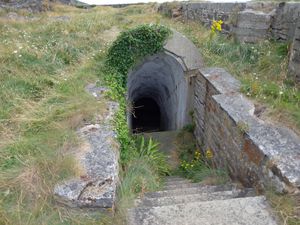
(266, 191, 300, 225)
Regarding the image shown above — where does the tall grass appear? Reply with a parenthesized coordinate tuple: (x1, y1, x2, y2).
(0, 5, 121, 224)
(0, 4, 170, 224)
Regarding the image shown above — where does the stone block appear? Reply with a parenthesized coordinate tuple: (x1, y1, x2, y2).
(164, 30, 203, 71)
(200, 67, 241, 95)
(243, 137, 266, 166)
(234, 10, 272, 43)
(54, 87, 120, 210)
(288, 19, 300, 83)
(213, 93, 300, 191)
(271, 2, 300, 41)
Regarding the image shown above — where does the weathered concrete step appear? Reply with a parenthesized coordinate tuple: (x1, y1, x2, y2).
(128, 196, 278, 225)
(164, 180, 191, 186)
(145, 184, 237, 198)
(136, 188, 256, 207)
(164, 176, 187, 182)
(164, 182, 220, 190)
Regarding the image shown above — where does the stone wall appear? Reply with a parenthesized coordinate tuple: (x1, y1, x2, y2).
(289, 19, 300, 83)
(0, 0, 52, 12)
(271, 2, 300, 41)
(193, 68, 300, 193)
(182, 2, 246, 34)
(159, 1, 300, 43)
(54, 84, 120, 210)
(158, 1, 300, 82)
(232, 9, 272, 43)
(0, 0, 78, 12)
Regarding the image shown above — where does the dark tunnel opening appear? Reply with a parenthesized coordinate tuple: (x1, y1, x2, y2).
(127, 53, 194, 134)
(131, 97, 162, 133)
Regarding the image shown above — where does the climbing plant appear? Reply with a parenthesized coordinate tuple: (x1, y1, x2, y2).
(103, 24, 171, 164)
(106, 24, 171, 86)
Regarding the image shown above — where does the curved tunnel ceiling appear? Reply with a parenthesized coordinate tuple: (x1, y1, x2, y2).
(127, 53, 188, 131)
(127, 30, 203, 133)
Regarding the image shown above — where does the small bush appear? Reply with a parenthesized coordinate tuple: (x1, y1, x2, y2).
(136, 137, 170, 175)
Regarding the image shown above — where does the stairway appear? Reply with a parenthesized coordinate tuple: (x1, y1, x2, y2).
(128, 176, 278, 225)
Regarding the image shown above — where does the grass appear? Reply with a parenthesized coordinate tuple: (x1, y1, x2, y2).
(0, 5, 120, 224)
(0, 4, 168, 224)
(173, 127, 229, 185)
(0, 2, 299, 224)
(266, 190, 300, 225)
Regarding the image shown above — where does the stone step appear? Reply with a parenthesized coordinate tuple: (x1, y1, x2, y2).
(163, 182, 218, 190)
(128, 196, 278, 225)
(144, 184, 237, 199)
(136, 188, 256, 207)
(164, 176, 187, 182)
(164, 180, 191, 186)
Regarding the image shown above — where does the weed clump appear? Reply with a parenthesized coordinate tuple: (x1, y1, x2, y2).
(174, 127, 229, 185)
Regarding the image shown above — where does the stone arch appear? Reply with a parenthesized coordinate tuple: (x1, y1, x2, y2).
(127, 30, 203, 133)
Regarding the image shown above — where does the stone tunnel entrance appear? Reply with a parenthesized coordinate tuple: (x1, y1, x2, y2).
(127, 31, 203, 134)
(128, 53, 191, 133)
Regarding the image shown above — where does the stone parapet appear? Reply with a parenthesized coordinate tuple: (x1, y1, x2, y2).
(193, 67, 300, 193)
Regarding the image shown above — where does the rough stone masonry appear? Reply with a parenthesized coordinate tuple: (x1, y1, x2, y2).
(289, 19, 300, 83)
(193, 67, 300, 193)
(158, 1, 300, 83)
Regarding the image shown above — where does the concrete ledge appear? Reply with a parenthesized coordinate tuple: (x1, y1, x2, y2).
(164, 30, 203, 71)
(194, 67, 300, 193)
(201, 67, 241, 94)
(54, 85, 119, 209)
(214, 93, 300, 191)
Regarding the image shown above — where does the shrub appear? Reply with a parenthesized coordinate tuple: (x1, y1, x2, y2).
(136, 137, 170, 175)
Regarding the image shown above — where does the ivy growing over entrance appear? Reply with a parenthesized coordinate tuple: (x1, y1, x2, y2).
(104, 24, 171, 163)
(106, 24, 171, 86)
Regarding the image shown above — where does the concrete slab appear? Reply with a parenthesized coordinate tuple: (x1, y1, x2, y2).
(129, 196, 278, 225)
(164, 30, 203, 71)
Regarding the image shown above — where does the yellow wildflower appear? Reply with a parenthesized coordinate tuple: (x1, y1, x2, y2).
(210, 20, 223, 37)
(194, 150, 201, 160)
(205, 148, 213, 159)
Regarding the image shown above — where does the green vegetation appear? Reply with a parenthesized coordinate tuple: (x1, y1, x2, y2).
(106, 24, 170, 84)
(103, 25, 171, 222)
(171, 23, 300, 133)
(115, 137, 168, 224)
(103, 24, 171, 163)
(136, 137, 170, 176)
(0, 4, 171, 224)
(0, 2, 299, 224)
(266, 190, 300, 225)
(174, 127, 229, 185)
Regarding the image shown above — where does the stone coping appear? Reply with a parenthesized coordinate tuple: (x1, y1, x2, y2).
(199, 67, 300, 192)
(54, 84, 120, 209)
